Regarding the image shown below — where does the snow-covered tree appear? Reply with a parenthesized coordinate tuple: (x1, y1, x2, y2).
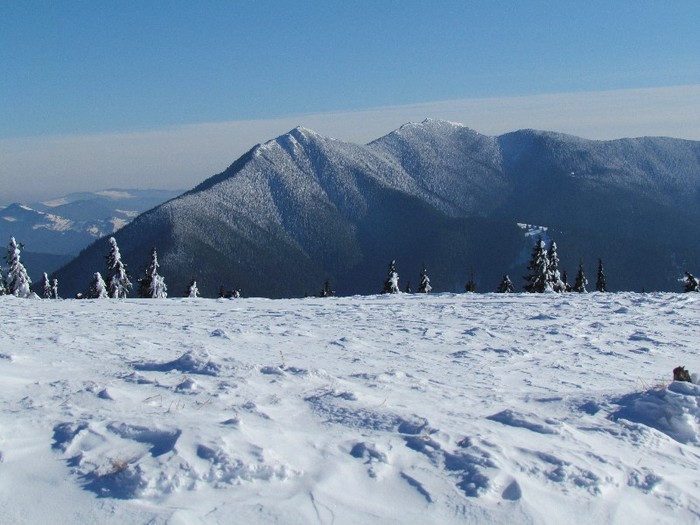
(683, 271, 699, 292)
(0, 265, 6, 296)
(417, 265, 432, 293)
(5, 237, 32, 298)
(138, 247, 167, 299)
(382, 260, 400, 294)
(41, 272, 52, 299)
(496, 274, 514, 293)
(319, 279, 335, 297)
(50, 278, 59, 299)
(573, 261, 588, 293)
(88, 272, 108, 299)
(106, 237, 131, 298)
(596, 259, 607, 292)
(186, 279, 200, 298)
(547, 241, 566, 292)
(524, 237, 549, 293)
(561, 270, 572, 292)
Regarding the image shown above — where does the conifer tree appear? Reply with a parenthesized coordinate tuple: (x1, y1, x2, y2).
(106, 237, 131, 298)
(496, 274, 514, 293)
(138, 247, 167, 298)
(596, 258, 607, 292)
(524, 237, 549, 293)
(5, 237, 32, 298)
(465, 275, 476, 293)
(573, 261, 588, 293)
(186, 279, 200, 298)
(41, 272, 52, 299)
(547, 241, 566, 292)
(319, 279, 335, 297)
(50, 278, 59, 299)
(0, 269, 5, 296)
(404, 280, 412, 293)
(683, 272, 699, 292)
(562, 270, 572, 292)
(383, 260, 400, 294)
(88, 272, 108, 299)
(417, 265, 432, 293)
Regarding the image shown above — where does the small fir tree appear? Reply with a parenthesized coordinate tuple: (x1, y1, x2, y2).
(404, 280, 412, 293)
(41, 272, 52, 299)
(319, 279, 335, 297)
(496, 274, 514, 293)
(596, 258, 607, 292)
(683, 272, 699, 292)
(547, 241, 566, 292)
(138, 247, 167, 298)
(562, 270, 572, 292)
(5, 237, 32, 297)
(382, 260, 400, 294)
(573, 261, 588, 293)
(465, 274, 477, 293)
(50, 278, 59, 299)
(186, 279, 200, 298)
(88, 272, 108, 299)
(106, 237, 131, 298)
(417, 265, 432, 293)
(523, 237, 549, 293)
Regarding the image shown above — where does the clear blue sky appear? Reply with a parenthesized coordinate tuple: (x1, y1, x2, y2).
(2, 1, 698, 139)
(1, 1, 699, 202)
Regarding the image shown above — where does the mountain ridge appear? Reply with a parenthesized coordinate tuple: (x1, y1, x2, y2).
(53, 121, 700, 297)
(0, 188, 183, 282)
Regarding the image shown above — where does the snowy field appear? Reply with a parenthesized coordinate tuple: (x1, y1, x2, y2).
(1, 293, 699, 525)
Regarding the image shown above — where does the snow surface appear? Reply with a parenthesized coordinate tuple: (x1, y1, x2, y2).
(1, 293, 699, 524)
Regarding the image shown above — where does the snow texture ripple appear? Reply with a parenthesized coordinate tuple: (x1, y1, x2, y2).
(0, 292, 699, 524)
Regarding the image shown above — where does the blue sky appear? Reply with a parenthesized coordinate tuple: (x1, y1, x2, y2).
(1, 1, 699, 202)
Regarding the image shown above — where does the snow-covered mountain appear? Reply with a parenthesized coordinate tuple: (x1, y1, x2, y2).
(54, 121, 700, 297)
(0, 189, 182, 280)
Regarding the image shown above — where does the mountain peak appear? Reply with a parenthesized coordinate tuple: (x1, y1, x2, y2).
(395, 118, 468, 133)
(290, 125, 319, 136)
(53, 121, 700, 297)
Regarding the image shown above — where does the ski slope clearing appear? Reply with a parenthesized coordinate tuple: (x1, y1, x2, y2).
(1, 293, 699, 524)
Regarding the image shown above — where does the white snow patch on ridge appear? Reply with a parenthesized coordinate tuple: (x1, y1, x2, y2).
(95, 190, 134, 199)
(0, 293, 699, 524)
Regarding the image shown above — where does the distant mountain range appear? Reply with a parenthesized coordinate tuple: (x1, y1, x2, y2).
(1, 189, 183, 282)
(53, 120, 700, 297)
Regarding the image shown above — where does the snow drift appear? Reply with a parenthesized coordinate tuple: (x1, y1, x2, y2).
(0, 292, 699, 524)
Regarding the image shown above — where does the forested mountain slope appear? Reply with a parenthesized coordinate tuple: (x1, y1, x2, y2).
(54, 121, 700, 297)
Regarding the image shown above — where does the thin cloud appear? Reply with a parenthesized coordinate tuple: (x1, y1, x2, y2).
(2, 85, 699, 204)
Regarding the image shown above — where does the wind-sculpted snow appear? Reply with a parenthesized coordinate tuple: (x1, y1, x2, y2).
(612, 381, 700, 444)
(1, 293, 700, 524)
(132, 349, 222, 376)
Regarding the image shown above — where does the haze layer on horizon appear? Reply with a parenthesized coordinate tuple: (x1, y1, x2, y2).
(2, 85, 699, 204)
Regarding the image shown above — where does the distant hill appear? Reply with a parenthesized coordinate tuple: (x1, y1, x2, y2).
(54, 121, 700, 297)
(0, 189, 183, 282)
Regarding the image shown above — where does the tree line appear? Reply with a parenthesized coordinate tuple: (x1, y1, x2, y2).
(1, 235, 699, 299)
(378, 237, 609, 296)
